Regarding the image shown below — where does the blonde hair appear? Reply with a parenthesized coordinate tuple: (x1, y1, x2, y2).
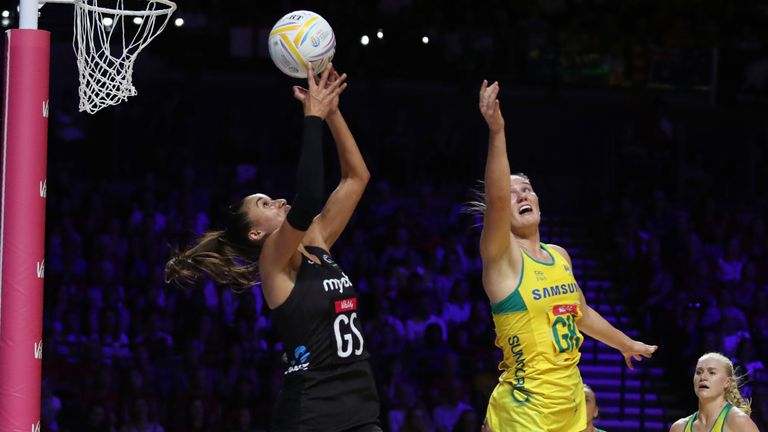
(583, 383, 595, 398)
(698, 352, 752, 416)
(464, 173, 532, 220)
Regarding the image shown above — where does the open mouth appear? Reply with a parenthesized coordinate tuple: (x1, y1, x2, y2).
(519, 205, 533, 215)
(698, 384, 710, 390)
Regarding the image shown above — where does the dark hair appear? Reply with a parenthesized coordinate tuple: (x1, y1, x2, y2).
(464, 172, 531, 219)
(165, 198, 262, 291)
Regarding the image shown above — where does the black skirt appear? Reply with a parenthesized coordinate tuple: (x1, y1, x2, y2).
(271, 360, 380, 432)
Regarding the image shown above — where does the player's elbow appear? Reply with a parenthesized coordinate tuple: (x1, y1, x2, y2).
(358, 168, 371, 185)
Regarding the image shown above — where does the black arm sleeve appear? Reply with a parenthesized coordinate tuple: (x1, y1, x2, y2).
(286, 115, 324, 231)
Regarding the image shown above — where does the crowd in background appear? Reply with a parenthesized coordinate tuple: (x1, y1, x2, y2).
(152, 0, 768, 95)
(32, 0, 768, 94)
(606, 111, 768, 426)
(38, 83, 768, 431)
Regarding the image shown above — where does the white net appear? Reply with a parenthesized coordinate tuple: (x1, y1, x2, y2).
(73, 0, 176, 114)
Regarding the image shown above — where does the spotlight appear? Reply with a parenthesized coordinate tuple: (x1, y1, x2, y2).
(174, 17, 184, 27)
(1, 10, 10, 18)
(1, 17, 9, 27)
(376, 29, 383, 39)
(102, 17, 114, 27)
(421, 36, 429, 44)
(133, 17, 143, 25)
(360, 35, 370, 46)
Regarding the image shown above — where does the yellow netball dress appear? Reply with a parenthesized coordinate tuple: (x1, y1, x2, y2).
(683, 403, 733, 432)
(485, 244, 586, 432)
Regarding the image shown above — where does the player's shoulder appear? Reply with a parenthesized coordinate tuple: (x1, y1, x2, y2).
(546, 243, 572, 264)
(669, 416, 690, 432)
(726, 406, 759, 432)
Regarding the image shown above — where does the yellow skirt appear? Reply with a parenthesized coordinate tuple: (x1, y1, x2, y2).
(485, 379, 586, 432)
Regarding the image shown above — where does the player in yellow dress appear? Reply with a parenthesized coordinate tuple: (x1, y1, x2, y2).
(669, 352, 758, 432)
(583, 384, 607, 432)
(473, 81, 658, 432)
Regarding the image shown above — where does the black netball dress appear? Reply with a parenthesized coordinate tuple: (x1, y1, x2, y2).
(271, 246, 380, 432)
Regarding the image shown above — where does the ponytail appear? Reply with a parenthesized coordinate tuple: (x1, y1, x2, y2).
(165, 230, 261, 291)
(464, 181, 487, 220)
(724, 373, 752, 416)
(463, 173, 533, 221)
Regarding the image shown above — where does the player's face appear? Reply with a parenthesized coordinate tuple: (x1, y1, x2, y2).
(693, 357, 731, 400)
(584, 388, 598, 425)
(243, 193, 290, 241)
(509, 176, 540, 230)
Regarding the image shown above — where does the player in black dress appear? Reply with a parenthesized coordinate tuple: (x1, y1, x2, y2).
(165, 64, 381, 432)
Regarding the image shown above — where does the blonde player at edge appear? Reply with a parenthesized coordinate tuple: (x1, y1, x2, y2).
(473, 80, 658, 432)
(669, 352, 758, 432)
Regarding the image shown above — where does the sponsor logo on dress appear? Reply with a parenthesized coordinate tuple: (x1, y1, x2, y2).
(334, 297, 357, 313)
(532, 283, 577, 300)
(285, 345, 311, 375)
(552, 304, 579, 316)
(508, 335, 530, 403)
(323, 272, 352, 294)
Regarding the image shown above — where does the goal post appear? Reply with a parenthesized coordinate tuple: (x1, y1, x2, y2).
(1, 0, 175, 429)
(0, 2, 50, 429)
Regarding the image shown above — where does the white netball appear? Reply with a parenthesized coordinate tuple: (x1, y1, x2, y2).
(268, 10, 336, 78)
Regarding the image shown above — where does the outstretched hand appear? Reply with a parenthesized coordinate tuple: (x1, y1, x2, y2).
(293, 63, 347, 119)
(621, 341, 658, 370)
(479, 80, 505, 133)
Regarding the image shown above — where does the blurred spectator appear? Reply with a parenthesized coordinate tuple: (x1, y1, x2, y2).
(432, 378, 473, 432)
(717, 239, 747, 284)
(451, 408, 479, 432)
(83, 403, 117, 432)
(120, 398, 164, 432)
(41, 379, 62, 432)
(386, 379, 419, 432)
(735, 339, 766, 399)
(442, 278, 472, 326)
(719, 290, 750, 358)
(401, 402, 435, 432)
